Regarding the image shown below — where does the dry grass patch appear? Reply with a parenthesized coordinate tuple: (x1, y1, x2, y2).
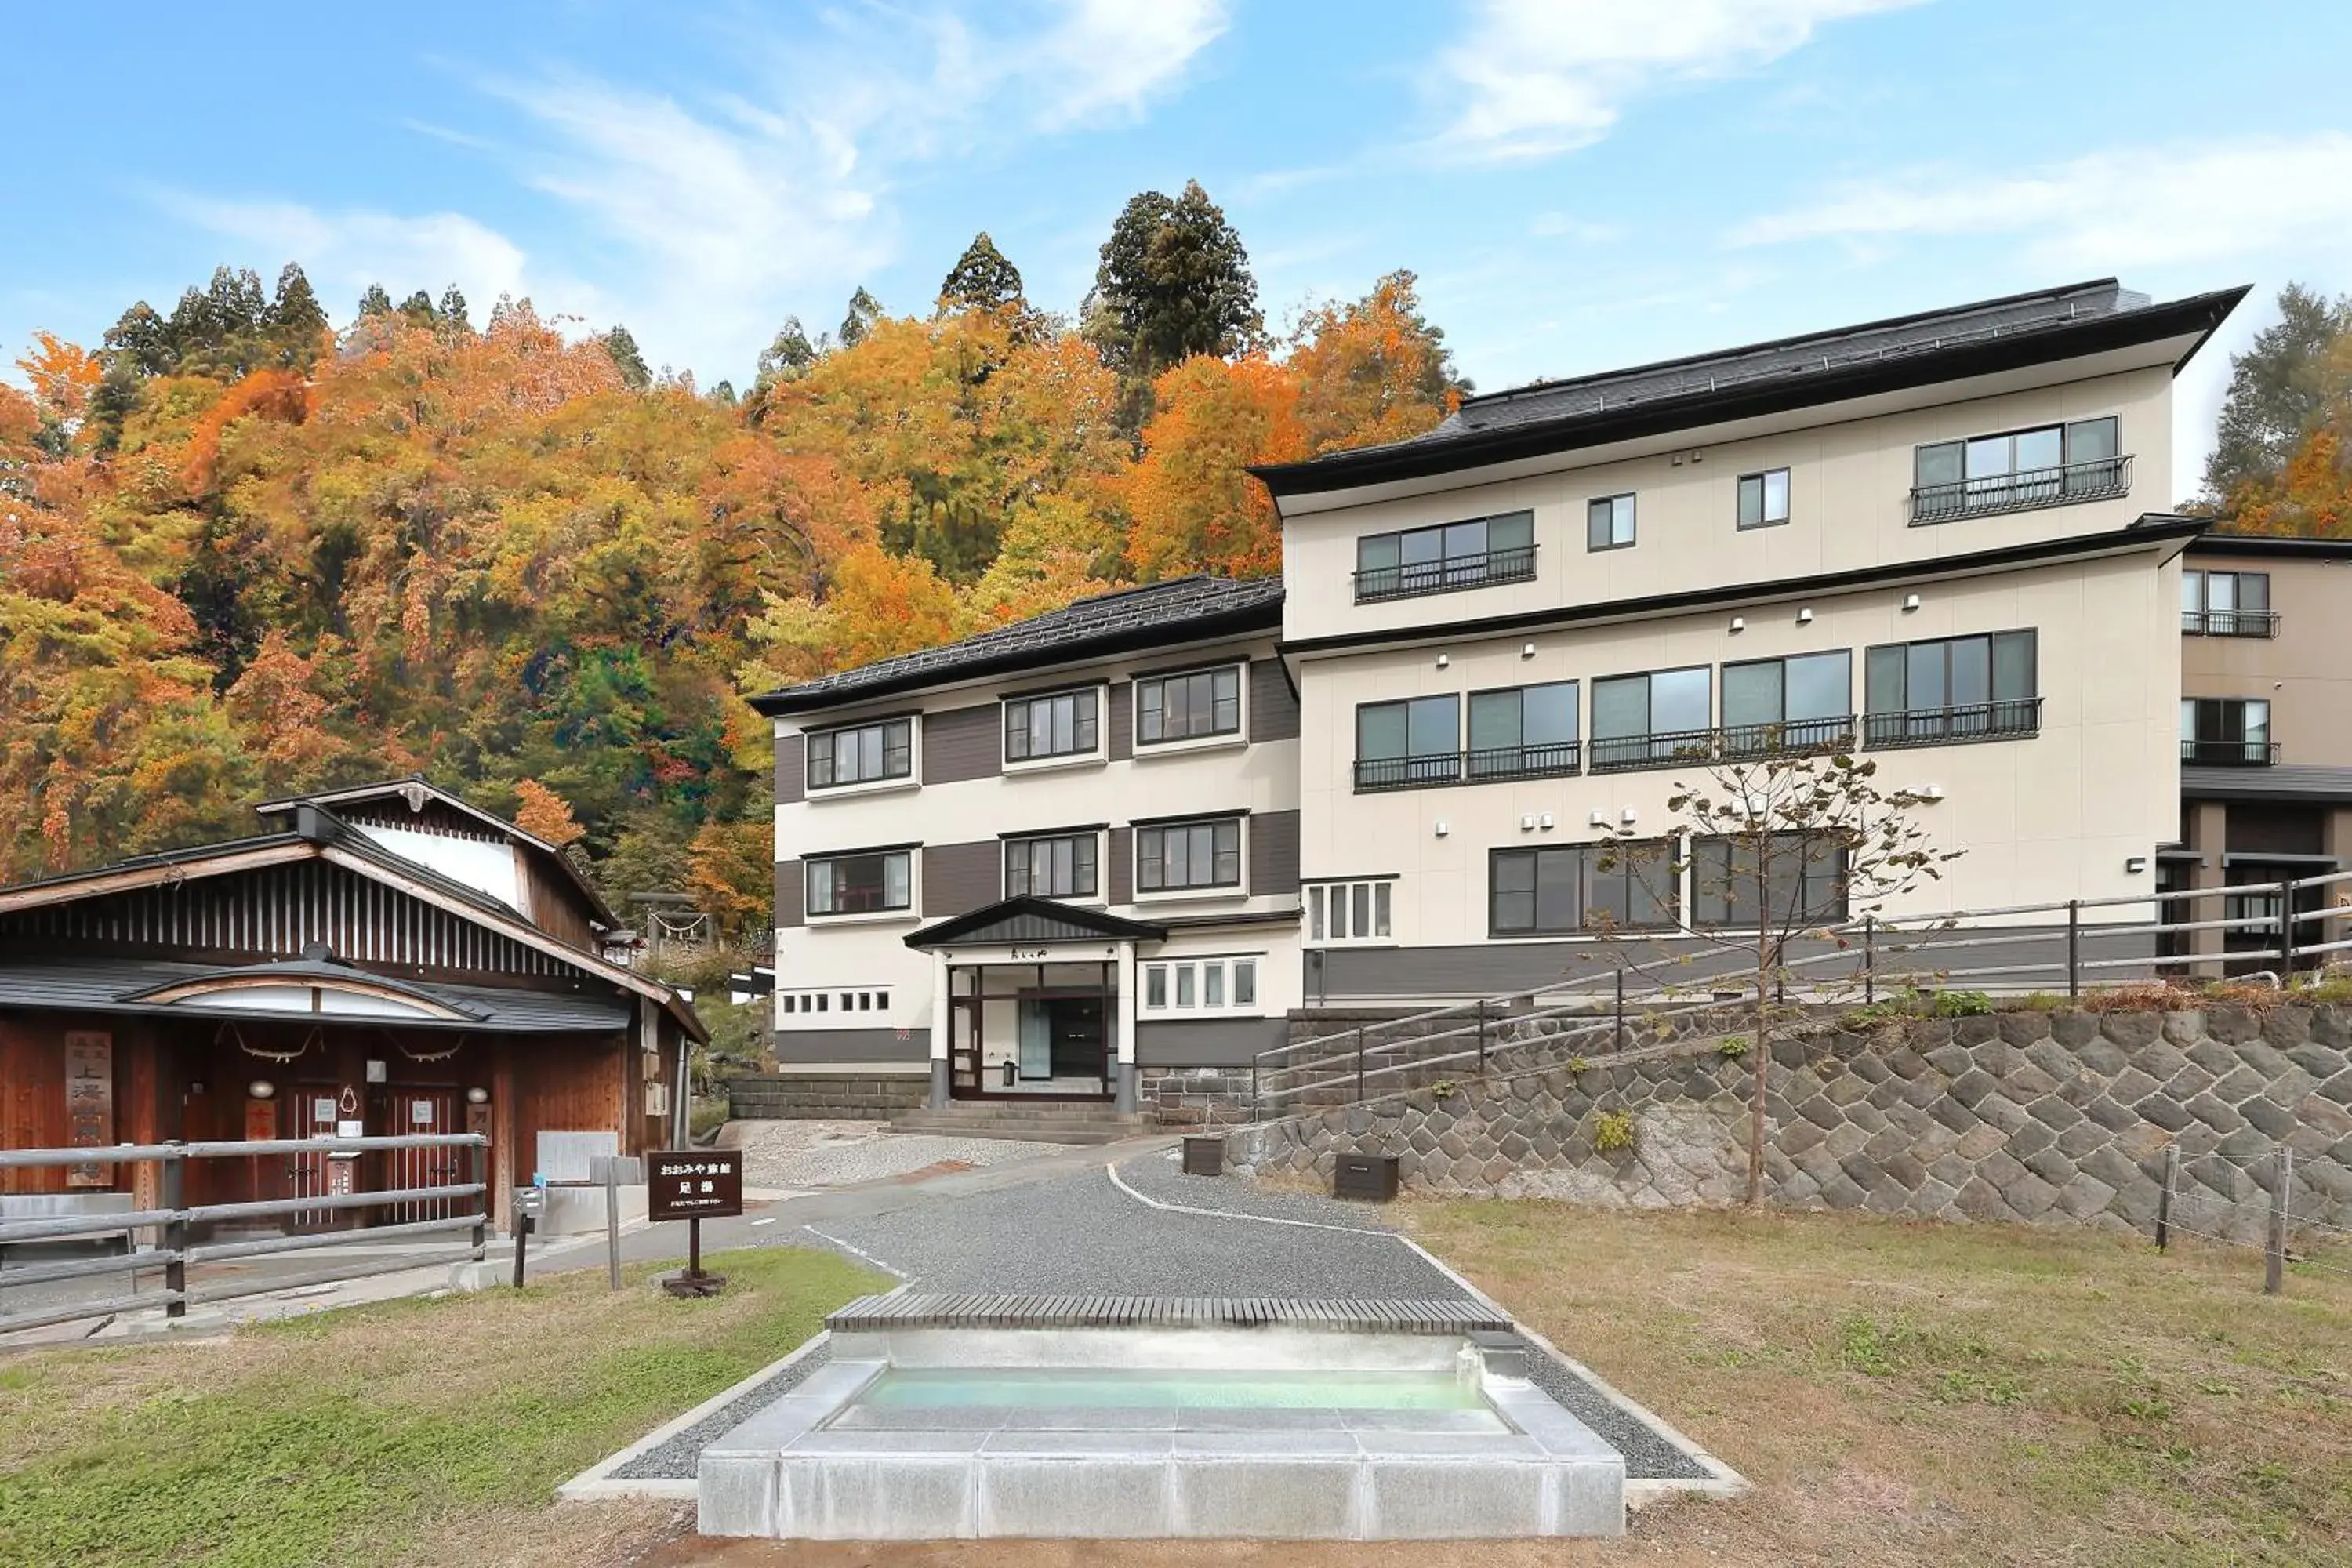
(0, 1246, 884, 1568)
(1406, 1202, 2352, 1566)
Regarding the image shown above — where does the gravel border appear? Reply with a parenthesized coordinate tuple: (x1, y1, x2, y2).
(1115, 1147, 1400, 1231)
(611, 1339, 835, 1480)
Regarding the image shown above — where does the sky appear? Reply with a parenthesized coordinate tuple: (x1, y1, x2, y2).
(9, 0, 2351, 503)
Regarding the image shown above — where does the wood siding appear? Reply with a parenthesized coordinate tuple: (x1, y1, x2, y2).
(923, 841, 1001, 916)
(1109, 827, 1134, 906)
(775, 733, 807, 805)
(1249, 809, 1301, 897)
(921, 704, 1001, 785)
(1250, 658, 1300, 743)
(775, 858, 804, 927)
(1107, 682, 1133, 761)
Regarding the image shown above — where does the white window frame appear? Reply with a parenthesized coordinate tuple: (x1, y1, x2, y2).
(1305, 879, 1396, 947)
(1138, 954, 1266, 1018)
(1002, 829, 1106, 904)
(804, 848, 919, 924)
(1132, 663, 1249, 757)
(804, 717, 920, 799)
(1133, 815, 1247, 902)
(1001, 683, 1109, 774)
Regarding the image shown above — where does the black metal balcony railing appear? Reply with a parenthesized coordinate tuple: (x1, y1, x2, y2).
(2181, 738, 2281, 766)
(1353, 739, 1582, 793)
(1863, 697, 2044, 748)
(2181, 608, 2281, 637)
(1352, 545, 1539, 604)
(1587, 716, 1856, 775)
(1909, 455, 2132, 524)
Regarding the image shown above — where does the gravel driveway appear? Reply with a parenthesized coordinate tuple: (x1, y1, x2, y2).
(718, 1120, 1066, 1189)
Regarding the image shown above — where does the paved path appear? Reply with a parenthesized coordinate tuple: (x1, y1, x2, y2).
(719, 1120, 1068, 1191)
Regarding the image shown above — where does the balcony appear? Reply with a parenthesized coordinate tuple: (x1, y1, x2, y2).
(2181, 738, 2280, 766)
(1909, 455, 2132, 525)
(1863, 697, 2044, 749)
(1588, 717, 1855, 775)
(1352, 544, 1538, 605)
(2181, 608, 2280, 637)
(1353, 739, 1582, 793)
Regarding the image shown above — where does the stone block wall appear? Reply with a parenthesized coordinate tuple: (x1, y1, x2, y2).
(1225, 1005, 2352, 1238)
(1138, 1068, 1256, 1129)
(726, 1073, 927, 1121)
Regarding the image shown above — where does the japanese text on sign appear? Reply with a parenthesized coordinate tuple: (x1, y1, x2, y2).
(645, 1149, 744, 1223)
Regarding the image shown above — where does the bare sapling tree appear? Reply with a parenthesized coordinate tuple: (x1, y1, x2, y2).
(1595, 736, 1959, 1205)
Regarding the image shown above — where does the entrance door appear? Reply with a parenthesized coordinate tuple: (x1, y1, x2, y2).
(1016, 1000, 1053, 1080)
(387, 1090, 461, 1222)
(1048, 997, 1106, 1080)
(287, 1087, 341, 1230)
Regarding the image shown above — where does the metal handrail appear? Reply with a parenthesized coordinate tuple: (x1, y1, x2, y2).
(1354, 740, 1583, 792)
(1861, 698, 2042, 748)
(1588, 717, 1855, 775)
(2182, 608, 2280, 637)
(2181, 739, 2281, 766)
(1352, 544, 1539, 604)
(1909, 454, 2132, 523)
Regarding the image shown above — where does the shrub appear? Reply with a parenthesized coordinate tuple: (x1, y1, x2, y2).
(1566, 1055, 1592, 1074)
(1717, 1036, 1750, 1058)
(1929, 989, 1994, 1018)
(1592, 1109, 1637, 1154)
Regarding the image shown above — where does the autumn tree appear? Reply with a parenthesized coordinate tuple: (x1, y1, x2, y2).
(2205, 283, 2352, 504)
(512, 779, 588, 845)
(1124, 354, 1301, 579)
(1289, 270, 1467, 453)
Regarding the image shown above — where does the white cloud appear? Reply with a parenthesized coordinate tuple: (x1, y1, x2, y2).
(1733, 133, 2352, 270)
(1025, 0, 1230, 129)
(1437, 0, 1919, 162)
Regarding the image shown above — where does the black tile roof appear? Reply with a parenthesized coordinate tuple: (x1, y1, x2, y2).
(748, 575, 1285, 717)
(1254, 278, 2249, 497)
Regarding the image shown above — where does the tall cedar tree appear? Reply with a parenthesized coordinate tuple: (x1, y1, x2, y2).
(604, 325, 652, 389)
(939, 233, 1025, 313)
(2205, 283, 2352, 503)
(1087, 180, 1261, 380)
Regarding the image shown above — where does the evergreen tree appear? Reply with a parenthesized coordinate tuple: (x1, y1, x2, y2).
(756, 316, 818, 386)
(357, 284, 394, 318)
(839, 287, 884, 349)
(437, 285, 471, 332)
(604, 325, 652, 389)
(939, 232, 1025, 313)
(2205, 282, 2352, 503)
(1087, 180, 1261, 377)
(397, 290, 437, 326)
(710, 379, 738, 405)
(103, 302, 173, 376)
(267, 263, 328, 365)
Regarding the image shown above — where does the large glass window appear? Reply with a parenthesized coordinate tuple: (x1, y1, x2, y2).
(1590, 666, 1711, 771)
(1490, 842, 1679, 935)
(1720, 652, 1853, 754)
(1587, 493, 1636, 551)
(1863, 630, 2038, 746)
(1005, 833, 1098, 898)
(1692, 833, 1848, 928)
(2182, 570, 2274, 637)
(2181, 698, 2273, 765)
(1356, 695, 1461, 789)
(1137, 666, 1241, 745)
(1467, 681, 1581, 779)
(1355, 511, 1535, 601)
(1136, 818, 1243, 892)
(1737, 468, 1791, 529)
(1004, 688, 1098, 762)
(1913, 416, 2124, 521)
(807, 850, 912, 916)
(808, 719, 912, 789)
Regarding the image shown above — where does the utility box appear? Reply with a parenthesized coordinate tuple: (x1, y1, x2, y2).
(1333, 1151, 1399, 1203)
(1181, 1136, 1225, 1178)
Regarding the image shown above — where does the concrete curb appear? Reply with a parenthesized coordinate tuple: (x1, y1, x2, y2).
(557, 1330, 837, 1502)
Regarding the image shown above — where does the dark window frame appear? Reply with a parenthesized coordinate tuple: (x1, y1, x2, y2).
(1135, 817, 1244, 893)
(1004, 685, 1102, 764)
(1488, 840, 1680, 937)
(1135, 664, 1243, 747)
(1466, 679, 1581, 780)
(2180, 568, 2276, 637)
(1862, 629, 2040, 747)
(1737, 467, 1791, 530)
(1004, 831, 1102, 898)
(1911, 415, 2126, 524)
(1353, 510, 1537, 603)
(1354, 693, 1463, 789)
(2180, 696, 2275, 766)
(1586, 492, 1637, 552)
(1588, 664, 1713, 771)
(1719, 650, 1853, 754)
(1691, 833, 1849, 930)
(805, 848, 913, 916)
(807, 717, 913, 789)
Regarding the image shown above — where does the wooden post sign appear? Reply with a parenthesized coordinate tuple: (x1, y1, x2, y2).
(63, 1032, 114, 1189)
(648, 1148, 741, 1298)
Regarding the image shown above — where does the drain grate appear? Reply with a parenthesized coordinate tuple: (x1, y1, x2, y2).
(826, 1293, 1511, 1334)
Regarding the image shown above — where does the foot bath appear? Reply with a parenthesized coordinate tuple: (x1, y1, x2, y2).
(698, 1294, 1625, 1540)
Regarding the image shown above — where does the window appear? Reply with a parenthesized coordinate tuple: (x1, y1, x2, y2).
(1490, 842, 1679, 935)
(1004, 688, 1099, 762)
(806, 850, 912, 916)
(1720, 652, 1853, 755)
(808, 719, 912, 789)
(1355, 511, 1535, 602)
(1590, 666, 1711, 771)
(1911, 416, 2125, 522)
(2182, 570, 2275, 637)
(1136, 817, 1242, 892)
(1307, 880, 1394, 945)
(1737, 468, 1791, 530)
(2181, 698, 2274, 766)
(1692, 833, 1848, 928)
(1137, 666, 1241, 746)
(1005, 833, 1099, 898)
(1587, 493, 1636, 551)
(1355, 695, 1461, 790)
(1467, 681, 1580, 779)
(1864, 630, 2039, 746)
(1140, 956, 1263, 1014)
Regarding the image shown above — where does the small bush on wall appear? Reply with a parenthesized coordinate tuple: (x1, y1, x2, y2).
(1592, 1109, 1638, 1154)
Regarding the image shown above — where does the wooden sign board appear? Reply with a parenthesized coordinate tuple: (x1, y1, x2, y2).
(647, 1149, 742, 1223)
(63, 1032, 113, 1188)
(245, 1098, 279, 1142)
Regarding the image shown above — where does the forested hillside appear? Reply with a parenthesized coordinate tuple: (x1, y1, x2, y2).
(0, 183, 1465, 916)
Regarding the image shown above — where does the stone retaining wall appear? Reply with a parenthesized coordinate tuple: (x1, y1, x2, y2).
(726, 1073, 927, 1121)
(1225, 1005, 2352, 1238)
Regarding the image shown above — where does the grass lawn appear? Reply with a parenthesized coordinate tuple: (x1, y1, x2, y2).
(0, 1245, 887, 1568)
(1410, 1203, 2352, 1567)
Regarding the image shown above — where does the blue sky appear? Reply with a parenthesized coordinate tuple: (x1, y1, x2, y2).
(9, 0, 2350, 499)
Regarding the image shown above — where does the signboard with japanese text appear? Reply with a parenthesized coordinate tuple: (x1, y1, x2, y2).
(64, 1032, 113, 1188)
(647, 1149, 742, 1223)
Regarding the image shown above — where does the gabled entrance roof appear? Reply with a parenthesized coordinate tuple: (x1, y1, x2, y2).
(904, 897, 1167, 950)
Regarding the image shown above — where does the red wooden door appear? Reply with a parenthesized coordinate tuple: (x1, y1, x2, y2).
(287, 1087, 341, 1229)
(387, 1091, 461, 1222)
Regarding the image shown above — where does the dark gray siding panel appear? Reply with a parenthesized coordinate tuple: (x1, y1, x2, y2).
(775, 858, 804, 927)
(775, 734, 806, 804)
(923, 704, 1001, 785)
(1135, 1016, 1287, 1067)
(1250, 659, 1300, 743)
(1107, 682, 1133, 761)
(772, 1029, 927, 1065)
(923, 840, 1001, 916)
(1248, 810, 1300, 897)
(1109, 827, 1134, 905)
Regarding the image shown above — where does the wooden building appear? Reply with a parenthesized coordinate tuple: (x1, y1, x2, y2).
(0, 779, 701, 1231)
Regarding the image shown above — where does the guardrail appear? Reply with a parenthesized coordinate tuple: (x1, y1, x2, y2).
(0, 1133, 488, 1337)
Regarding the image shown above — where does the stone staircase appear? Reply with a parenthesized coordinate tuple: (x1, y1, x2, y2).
(887, 1102, 1155, 1145)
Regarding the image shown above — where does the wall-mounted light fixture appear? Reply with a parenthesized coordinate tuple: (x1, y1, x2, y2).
(466, 1087, 490, 1105)
(247, 1080, 275, 1100)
